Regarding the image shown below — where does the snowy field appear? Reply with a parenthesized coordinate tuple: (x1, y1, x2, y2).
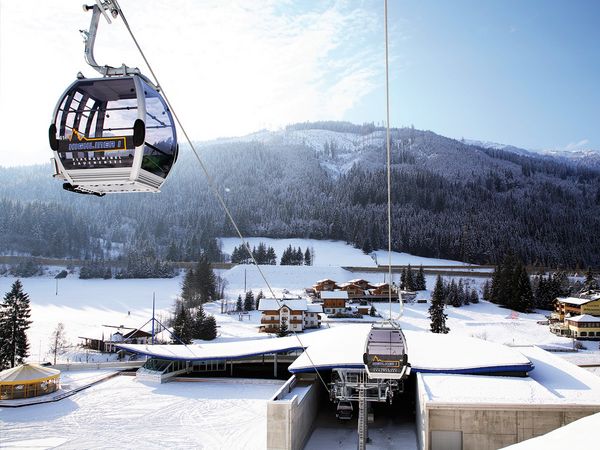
(219, 237, 377, 266)
(0, 376, 283, 450)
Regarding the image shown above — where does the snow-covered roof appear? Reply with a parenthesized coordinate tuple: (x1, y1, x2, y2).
(258, 299, 307, 311)
(289, 325, 533, 375)
(320, 291, 349, 299)
(315, 279, 336, 284)
(419, 346, 600, 406)
(502, 412, 600, 450)
(566, 314, 600, 323)
(556, 296, 600, 306)
(306, 304, 323, 313)
(0, 364, 60, 384)
(120, 324, 532, 376)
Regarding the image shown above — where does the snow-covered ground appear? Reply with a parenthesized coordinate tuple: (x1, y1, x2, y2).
(0, 376, 283, 450)
(2, 258, 598, 363)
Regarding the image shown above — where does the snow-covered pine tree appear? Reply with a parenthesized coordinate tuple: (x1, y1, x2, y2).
(236, 295, 243, 312)
(267, 247, 277, 265)
(0, 280, 32, 369)
(429, 276, 449, 334)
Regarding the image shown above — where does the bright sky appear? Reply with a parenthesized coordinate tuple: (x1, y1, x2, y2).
(1, 0, 599, 167)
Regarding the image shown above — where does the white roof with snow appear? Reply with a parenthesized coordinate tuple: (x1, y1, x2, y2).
(566, 314, 600, 323)
(419, 346, 600, 406)
(320, 291, 349, 299)
(120, 324, 533, 375)
(258, 299, 307, 311)
(503, 412, 600, 450)
(306, 304, 323, 313)
(557, 296, 600, 306)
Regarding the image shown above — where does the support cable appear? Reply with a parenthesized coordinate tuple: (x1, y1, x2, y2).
(113, 0, 331, 394)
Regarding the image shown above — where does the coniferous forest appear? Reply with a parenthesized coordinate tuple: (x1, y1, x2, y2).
(1, 123, 600, 268)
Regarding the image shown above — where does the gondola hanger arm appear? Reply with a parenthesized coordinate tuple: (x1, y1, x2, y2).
(81, 0, 141, 77)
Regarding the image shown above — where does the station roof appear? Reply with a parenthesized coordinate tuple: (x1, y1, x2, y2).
(419, 346, 600, 406)
(118, 324, 533, 375)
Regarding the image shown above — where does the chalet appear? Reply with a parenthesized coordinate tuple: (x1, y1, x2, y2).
(552, 293, 600, 322)
(320, 291, 349, 314)
(79, 329, 153, 353)
(348, 279, 374, 290)
(338, 282, 366, 299)
(313, 279, 339, 292)
(258, 299, 322, 333)
(551, 314, 600, 339)
(367, 282, 399, 301)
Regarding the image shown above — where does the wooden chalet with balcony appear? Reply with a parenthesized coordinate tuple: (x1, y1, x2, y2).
(313, 279, 339, 292)
(367, 282, 399, 301)
(347, 279, 375, 290)
(258, 299, 322, 333)
(552, 293, 600, 322)
(320, 291, 349, 314)
(338, 282, 367, 299)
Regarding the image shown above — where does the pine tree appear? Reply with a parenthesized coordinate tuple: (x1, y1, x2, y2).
(267, 247, 277, 265)
(277, 317, 289, 337)
(482, 280, 491, 301)
(255, 290, 264, 310)
(584, 268, 599, 291)
(49, 322, 67, 365)
(194, 253, 217, 303)
(171, 301, 193, 344)
(0, 280, 32, 369)
(470, 289, 479, 304)
(244, 290, 255, 311)
(448, 279, 461, 307)
(191, 305, 206, 339)
(400, 268, 407, 290)
(200, 315, 217, 340)
(416, 266, 426, 290)
(405, 264, 415, 291)
(181, 268, 197, 306)
(429, 276, 449, 334)
(236, 295, 243, 312)
(515, 266, 534, 313)
(304, 248, 312, 266)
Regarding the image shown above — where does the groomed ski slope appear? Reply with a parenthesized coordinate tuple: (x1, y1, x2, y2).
(0, 376, 283, 450)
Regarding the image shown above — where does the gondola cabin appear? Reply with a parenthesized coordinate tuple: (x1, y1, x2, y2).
(49, 75, 177, 196)
(363, 325, 410, 380)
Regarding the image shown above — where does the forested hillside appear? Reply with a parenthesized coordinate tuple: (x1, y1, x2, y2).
(1, 123, 599, 267)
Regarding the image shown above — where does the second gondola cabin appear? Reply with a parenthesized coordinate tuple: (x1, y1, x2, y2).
(49, 75, 177, 196)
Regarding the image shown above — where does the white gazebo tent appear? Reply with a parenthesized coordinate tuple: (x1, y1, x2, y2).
(0, 363, 61, 400)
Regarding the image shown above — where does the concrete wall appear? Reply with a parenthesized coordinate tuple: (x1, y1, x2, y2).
(427, 405, 600, 450)
(267, 375, 320, 450)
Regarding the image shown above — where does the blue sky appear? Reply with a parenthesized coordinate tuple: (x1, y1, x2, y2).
(353, 0, 600, 151)
(0, 1, 598, 166)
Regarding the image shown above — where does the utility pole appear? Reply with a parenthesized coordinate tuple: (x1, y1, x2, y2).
(152, 293, 155, 345)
